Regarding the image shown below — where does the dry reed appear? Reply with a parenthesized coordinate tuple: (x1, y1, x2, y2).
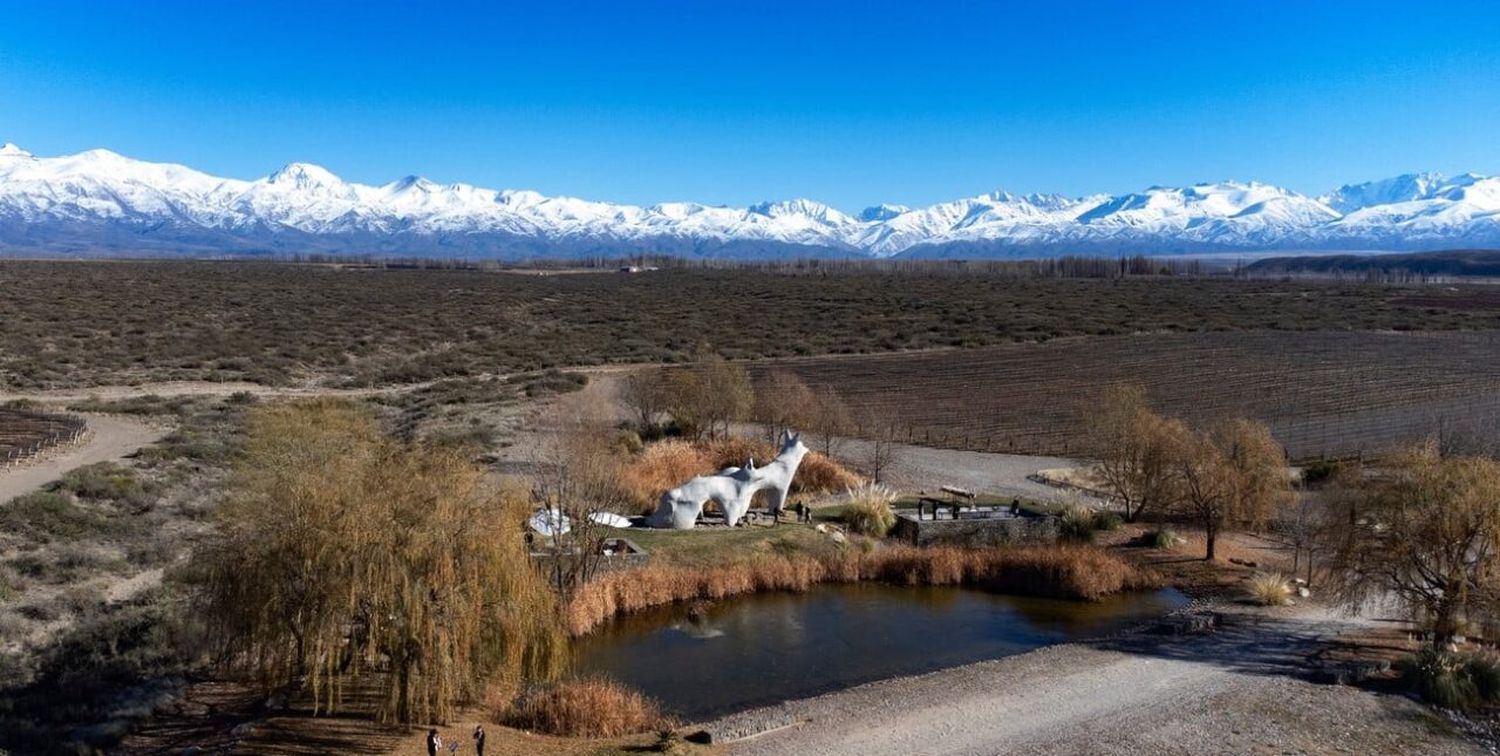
(564, 544, 1156, 636)
(503, 677, 673, 738)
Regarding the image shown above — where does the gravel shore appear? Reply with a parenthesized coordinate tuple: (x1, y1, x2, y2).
(707, 606, 1482, 755)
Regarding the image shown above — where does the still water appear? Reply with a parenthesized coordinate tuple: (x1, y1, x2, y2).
(574, 583, 1187, 720)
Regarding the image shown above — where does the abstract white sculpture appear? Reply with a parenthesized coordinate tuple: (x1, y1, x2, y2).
(649, 431, 809, 529)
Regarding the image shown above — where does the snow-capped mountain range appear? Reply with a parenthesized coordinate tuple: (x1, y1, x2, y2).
(2, 143, 1499, 259)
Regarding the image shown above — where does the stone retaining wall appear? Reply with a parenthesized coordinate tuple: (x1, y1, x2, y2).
(890, 512, 1059, 548)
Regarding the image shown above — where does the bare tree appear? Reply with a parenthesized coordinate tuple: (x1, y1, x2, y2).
(752, 369, 818, 447)
(1085, 384, 1189, 522)
(807, 384, 853, 460)
(616, 369, 670, 433)
(1174, 418, 1293, 561)
(667, 351, 753, 440)
(858, 411, 903, 484)
(1324, 443, 1500, 649)
(529, 391, 633, 596)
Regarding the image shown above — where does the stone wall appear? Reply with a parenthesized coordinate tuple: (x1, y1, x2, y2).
(890, 513, 1059, 548)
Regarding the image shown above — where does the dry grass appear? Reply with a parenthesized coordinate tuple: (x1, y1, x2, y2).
(1248, 571, 1293, 606)
(564, 544, 1156, 636)
(503, 677, 673, 738)
(619, 437, 861, 513)
(843, 482, 897, 537)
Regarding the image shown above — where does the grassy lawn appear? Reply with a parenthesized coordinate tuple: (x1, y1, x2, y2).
(621, 521, 833, 568)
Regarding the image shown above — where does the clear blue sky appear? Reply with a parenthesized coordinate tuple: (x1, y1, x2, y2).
(3, 0, 1499, 210)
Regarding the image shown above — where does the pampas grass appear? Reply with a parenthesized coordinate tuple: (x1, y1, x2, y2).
(504, 677, 673, 737)
(1248, 571, 1292, 606)
(565, 544, 1157, 636)
(843, 482, 897, 537)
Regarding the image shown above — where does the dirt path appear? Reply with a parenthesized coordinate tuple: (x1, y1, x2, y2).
(713, 606, 1479, 755)
(0, 414, 166, 502)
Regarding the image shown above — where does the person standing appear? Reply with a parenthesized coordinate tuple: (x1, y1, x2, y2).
(426, 728, 441, 756)
(473, 724, 486, 756)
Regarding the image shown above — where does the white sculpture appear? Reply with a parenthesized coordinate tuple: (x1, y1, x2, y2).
(649, 431, 809, 529)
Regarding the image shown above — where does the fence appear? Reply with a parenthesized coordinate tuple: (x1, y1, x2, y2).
(0, 408, 88, 470)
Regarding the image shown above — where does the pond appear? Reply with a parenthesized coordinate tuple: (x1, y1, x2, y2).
(573, 583, 1187, 720)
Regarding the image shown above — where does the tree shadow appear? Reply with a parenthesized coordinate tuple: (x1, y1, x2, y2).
(1085, 610, 1412, 683)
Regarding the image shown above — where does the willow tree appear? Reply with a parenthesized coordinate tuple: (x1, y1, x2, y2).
(1175, 418, 1293, 561)
(1085, 384, 1189, 522)
(195, 400, 564, 724)
(1325, 444, 1500, 649)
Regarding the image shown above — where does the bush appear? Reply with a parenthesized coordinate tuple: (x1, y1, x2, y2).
(1059, 507, 1100, 542)
(793, 452, 863, 493)
(1145, 528, 1182, 549)
(843, 483, 897, 537)
(1095, 512, 1123, 531)
(1248, 571, 1292, 606)
(1401, 648, 1500, 711)
(504, 678, 672, 737)
(54, 463, 156, 510)
(1302, 458, 1340, 485)
(0, 492, 111, 543)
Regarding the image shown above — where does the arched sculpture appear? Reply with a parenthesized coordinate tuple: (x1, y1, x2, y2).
(649, 431, 808, 529)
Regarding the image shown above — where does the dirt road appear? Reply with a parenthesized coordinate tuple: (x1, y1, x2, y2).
(0, 414, 166, 502)
(713, 607, 1478, 756)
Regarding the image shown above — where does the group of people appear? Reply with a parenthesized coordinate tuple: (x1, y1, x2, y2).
(427, 725, 484, 756)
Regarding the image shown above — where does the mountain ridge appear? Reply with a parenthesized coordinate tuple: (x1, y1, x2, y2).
(2, 145, 1498, 259)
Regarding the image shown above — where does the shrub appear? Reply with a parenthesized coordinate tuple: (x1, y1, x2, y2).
(0, 492, 110, 543)
(1248, 571, 1292, 606)
(504, 677, 672, 738)
(54, 463, 156, 510)
(1302, 458, 1340, 485)
(1059, 506, 1100, 542)
(620, 440, 707, 512)
(843, 482, 897, 537)
(793, 452, 863, 492)
(1401, 648, 1500, 711)
(1145, 528, 1182, 549)
(1095, 511, 1123, 531)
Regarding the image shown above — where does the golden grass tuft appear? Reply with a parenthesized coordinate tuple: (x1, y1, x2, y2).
(503, 677, 673, 738)
(565, 543, 1157, 636)
(843, 482, 898, 537)
(1248, 571, 1292, 606)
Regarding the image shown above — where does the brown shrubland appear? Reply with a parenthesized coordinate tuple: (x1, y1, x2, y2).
(564, 544, 1156, 636)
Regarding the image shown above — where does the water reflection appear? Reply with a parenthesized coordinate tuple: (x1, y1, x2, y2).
(574, 584, 1186, 720)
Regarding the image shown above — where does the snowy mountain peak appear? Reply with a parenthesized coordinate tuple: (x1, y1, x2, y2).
(266, 162, 345, 189)
(1, 145, 1498, 259)
(859, 203, 910, 222)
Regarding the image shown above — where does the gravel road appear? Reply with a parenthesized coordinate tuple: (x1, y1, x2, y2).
(831, 435, 1095, 504)
(710, 606, 1481, 755)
